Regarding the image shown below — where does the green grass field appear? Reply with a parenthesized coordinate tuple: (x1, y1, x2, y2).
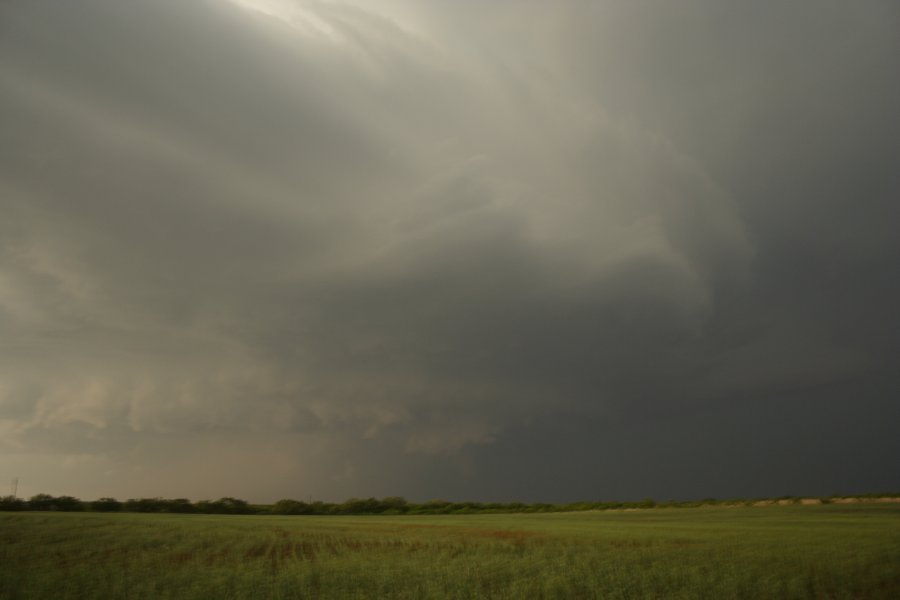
(2, 504, 899, 599)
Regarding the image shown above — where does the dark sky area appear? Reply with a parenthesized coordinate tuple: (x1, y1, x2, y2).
(1, 0, 898, 503)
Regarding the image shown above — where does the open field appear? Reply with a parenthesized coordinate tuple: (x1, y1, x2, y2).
(2, 504, 899, 599)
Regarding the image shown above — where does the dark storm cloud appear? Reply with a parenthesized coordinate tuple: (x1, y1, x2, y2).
(1, 0, 897, 501)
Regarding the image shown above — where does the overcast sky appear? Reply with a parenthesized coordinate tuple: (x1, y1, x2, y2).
(2, 0, 898, 503)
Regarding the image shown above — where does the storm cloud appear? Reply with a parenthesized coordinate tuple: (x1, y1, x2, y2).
(1, 0, 898, 502)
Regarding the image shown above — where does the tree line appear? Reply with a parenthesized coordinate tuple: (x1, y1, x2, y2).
(0, 494, 255, 514)
(1, 492, 897, 515)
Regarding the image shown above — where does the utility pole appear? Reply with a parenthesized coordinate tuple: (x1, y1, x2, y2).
(10, 477, 18, 499)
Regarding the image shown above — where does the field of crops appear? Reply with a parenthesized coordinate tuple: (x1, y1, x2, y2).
(2, 504, 899, 599)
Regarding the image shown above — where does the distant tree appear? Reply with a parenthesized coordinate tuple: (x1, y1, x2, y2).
(225, 497, 252, 514)
(91, 498, 122, 512)
(163, 498, 195, 513)
(414, 499, 452, 514)
(0, 495, 27, 511)
(125, 498, 167, 513)
(309, 501, 330, 515)
(272, 499, 312, 515)
(54, 496, 85, 511)
(379, 496, 409, 514)
(200, 497, 251, 514)
(28, 494, 57, 511)
(338, 498, 377, 514)
(26, 494, 84, 511)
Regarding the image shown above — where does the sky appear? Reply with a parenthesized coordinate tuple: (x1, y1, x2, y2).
(1, 0, 898, 503)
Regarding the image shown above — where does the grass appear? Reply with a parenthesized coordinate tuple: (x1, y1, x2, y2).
(2, 504, 899, 599)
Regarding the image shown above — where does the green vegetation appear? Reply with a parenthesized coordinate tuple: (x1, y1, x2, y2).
(3, 492, 899, 516)
(2, 504, 899, 599)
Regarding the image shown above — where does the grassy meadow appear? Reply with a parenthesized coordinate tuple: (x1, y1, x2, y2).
(2, 504, 899, 599)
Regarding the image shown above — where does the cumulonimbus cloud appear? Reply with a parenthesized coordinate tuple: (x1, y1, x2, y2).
(1, 0, 897, 501)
